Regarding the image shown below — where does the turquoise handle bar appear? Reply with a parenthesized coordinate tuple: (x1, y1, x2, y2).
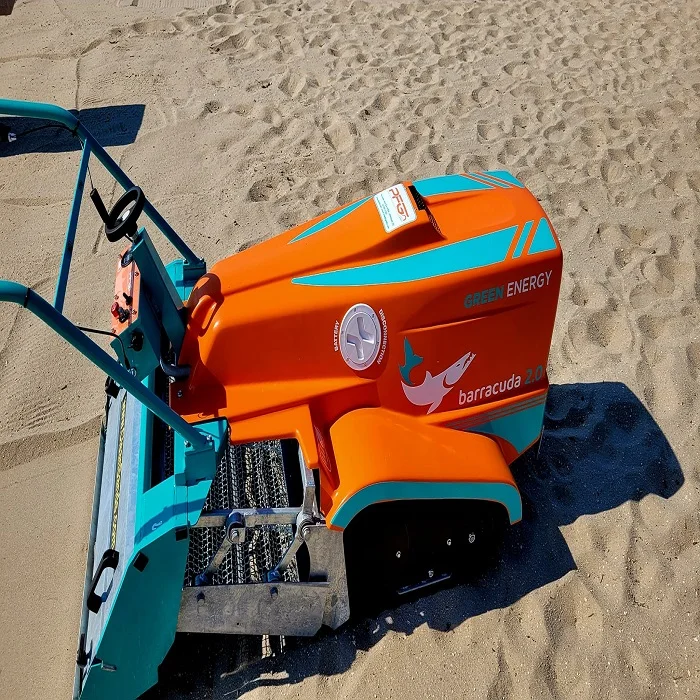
(0, 281, 207, 450)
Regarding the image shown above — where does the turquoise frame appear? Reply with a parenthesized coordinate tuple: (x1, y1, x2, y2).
(0, 99, 212, 457)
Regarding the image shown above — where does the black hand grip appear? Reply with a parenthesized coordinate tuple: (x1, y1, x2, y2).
(86, 548, 119, 614)
(90, 188, 110, 225)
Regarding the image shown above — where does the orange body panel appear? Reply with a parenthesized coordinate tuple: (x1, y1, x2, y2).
(172, 173, 562, 527)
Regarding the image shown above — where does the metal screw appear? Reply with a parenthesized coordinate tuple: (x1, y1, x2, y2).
(270, 586, 279, 600)
(177, 389, 183, 398)
(428, 570, 434, 578)
(468, 532, 476, 544)
(446, 538, 452, 546)
(396, 551, 401, 559)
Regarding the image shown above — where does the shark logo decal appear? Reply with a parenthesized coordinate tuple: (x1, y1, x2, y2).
(400, 339, 475, 414)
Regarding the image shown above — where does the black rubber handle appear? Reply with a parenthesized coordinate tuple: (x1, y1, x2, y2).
(90, 188, 110, 225)
(86, 548, 119, 614)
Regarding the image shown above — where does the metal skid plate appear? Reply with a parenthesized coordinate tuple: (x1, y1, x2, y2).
(178, 582, 328, 636)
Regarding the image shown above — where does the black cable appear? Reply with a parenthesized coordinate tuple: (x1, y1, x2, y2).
(14, 122, 75, 138)
(76, 325, 131, 370)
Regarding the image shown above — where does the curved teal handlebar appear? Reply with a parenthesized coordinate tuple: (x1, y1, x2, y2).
(0, 98, 79, 130)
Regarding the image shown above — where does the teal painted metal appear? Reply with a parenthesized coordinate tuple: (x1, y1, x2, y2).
(0, 98, 202, 266)
(331, 480, 522, 528)
(0, 97, 79, 129)
(483, 170, 525, 188)
(165, 258, 206, 303)
(464, 402, 546, 454)
(413, 173, 493, 197)
(81, 408, 225, 700)
(54, 142, 91, 312)
(528, 218, 558, 255)
(512, 220, 533, 259)
(0, 282, 207, 450)
(293, 225, 518, 287)
(130, 227, 185, 353)
(289, 196, 371, 243)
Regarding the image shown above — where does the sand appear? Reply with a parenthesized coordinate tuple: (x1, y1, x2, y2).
(1, 0, 700, 697)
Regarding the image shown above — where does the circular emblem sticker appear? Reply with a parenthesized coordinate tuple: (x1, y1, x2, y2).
(339, 303, 382, 371)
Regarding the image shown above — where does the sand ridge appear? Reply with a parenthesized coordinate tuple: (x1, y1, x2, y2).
(1, 0, 700, 698)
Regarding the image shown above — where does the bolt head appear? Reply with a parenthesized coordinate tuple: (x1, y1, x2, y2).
(396, 551, 401, 558)
(428, 570, 434, 578)
(446, 538, 452, 546)
(177, 389, 183, 398)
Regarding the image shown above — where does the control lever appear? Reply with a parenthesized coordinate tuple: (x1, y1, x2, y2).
(90, 188, 110, 225)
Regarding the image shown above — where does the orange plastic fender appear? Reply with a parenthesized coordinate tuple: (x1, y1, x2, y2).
(326, 407, 522, 529)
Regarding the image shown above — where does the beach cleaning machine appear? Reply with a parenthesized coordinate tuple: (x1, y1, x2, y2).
(0, 100, 562, 699)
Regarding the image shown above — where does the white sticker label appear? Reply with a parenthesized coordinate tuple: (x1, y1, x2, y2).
(373, 183, 417, 233)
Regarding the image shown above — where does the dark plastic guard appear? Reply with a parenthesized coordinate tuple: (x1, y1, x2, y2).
(86, 548, 119, 614)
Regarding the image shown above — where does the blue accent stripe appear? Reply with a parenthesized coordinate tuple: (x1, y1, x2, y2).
(512, 220, 533, 259)
(289, 196, 371, 243)
(331, 480, 522, 529)
(472, 172, 510, 188)
(293, 225, 518, 287)
(463, 403, 546, 454)
(413, 174, 493, 197)
(483, 170, 525, 188)
(528, 217, 557, 255)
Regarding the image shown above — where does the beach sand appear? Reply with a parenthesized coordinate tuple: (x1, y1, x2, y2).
(1, 0, 700, 697)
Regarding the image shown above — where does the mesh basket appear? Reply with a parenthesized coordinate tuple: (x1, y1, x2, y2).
(185, 440, 298, 586)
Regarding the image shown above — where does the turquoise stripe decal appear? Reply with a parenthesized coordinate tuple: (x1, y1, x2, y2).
(528, 217, 557, 255)
(289, 196, 371, 244)
(512, 220, 533, 258)
(293, 225, 518, 287)
(331, 480, 522, 529)
(483, 170, 525, 188)
(413, 173, 493, 197)
(462, 403, 545, 454)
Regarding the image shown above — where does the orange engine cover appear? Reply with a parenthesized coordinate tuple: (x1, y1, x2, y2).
(172, 172, 562, 526)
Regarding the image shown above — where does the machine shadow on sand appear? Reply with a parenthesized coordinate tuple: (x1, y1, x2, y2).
(155, 380, 684, 699)
(0, 103, 144, 155)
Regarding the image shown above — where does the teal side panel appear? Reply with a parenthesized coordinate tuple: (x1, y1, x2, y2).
(289, 196, 371, 243)
(165, 258, 206, 303)
(413, 173, 493, 196)
(465, 403, 546, 454)
(528, 218, 557, 255)
(81, 418, 225, 700)
(80, 527, 188, 700)
(331, 480, 522, 529)
(292, 225, 518, 287)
